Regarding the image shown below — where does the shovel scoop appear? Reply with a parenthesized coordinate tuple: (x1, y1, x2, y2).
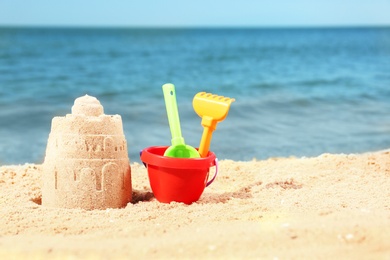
(162, 83, 200, 158)
(193, 92, 235, 158)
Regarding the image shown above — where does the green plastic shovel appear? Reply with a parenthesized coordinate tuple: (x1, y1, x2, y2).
(162, 83, 200, 158)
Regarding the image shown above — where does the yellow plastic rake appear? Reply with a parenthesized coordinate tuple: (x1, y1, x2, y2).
(193, 92, 235, 158)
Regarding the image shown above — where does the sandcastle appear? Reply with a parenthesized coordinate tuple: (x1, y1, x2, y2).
(42, 95, 132, 210)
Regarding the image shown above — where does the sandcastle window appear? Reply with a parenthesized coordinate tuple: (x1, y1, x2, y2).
(70, 168, 77, 181)
(54, 170, 58, 189)
(104, 137, 114, 151)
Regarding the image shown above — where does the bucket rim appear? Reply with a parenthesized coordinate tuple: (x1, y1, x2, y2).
(140, 146, 216, 169)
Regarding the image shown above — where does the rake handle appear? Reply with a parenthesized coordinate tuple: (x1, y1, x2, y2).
(199, 116, 217, 158)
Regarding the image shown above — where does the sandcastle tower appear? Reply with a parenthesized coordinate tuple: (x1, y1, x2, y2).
(42, 95, 132, 210)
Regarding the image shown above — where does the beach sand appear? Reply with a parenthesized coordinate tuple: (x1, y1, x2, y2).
(0, 150, 389, 259)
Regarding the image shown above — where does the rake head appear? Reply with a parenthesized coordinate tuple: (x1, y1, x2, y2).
(193, 92, 235, 122)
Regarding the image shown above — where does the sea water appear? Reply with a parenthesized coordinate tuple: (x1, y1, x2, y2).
(0, 27, 389, 164)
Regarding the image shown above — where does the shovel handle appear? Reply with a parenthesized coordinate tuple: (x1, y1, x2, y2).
(162, 83, 185, 146)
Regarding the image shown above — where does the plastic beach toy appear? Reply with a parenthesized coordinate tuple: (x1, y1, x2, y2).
(140, 146, 218, 204)
(162, 83, 200, 158)
(193, 92, 235, 158)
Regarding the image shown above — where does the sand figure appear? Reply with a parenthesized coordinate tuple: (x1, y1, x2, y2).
(42, 95, 132, 210)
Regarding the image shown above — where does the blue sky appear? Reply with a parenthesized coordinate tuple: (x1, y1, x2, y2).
(0, 0, 389, 27)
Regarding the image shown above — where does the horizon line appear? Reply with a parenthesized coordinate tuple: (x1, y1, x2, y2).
(0, 24, 389, 30)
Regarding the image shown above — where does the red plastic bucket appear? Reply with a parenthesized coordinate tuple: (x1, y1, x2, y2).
(140, 146, 218, 204)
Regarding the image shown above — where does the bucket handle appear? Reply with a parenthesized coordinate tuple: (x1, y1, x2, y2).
(206, 158, 218, 187)
(140, 150, 147, 167)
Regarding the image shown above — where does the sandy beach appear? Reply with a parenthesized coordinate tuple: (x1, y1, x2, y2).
(0, 149, 389, 259)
